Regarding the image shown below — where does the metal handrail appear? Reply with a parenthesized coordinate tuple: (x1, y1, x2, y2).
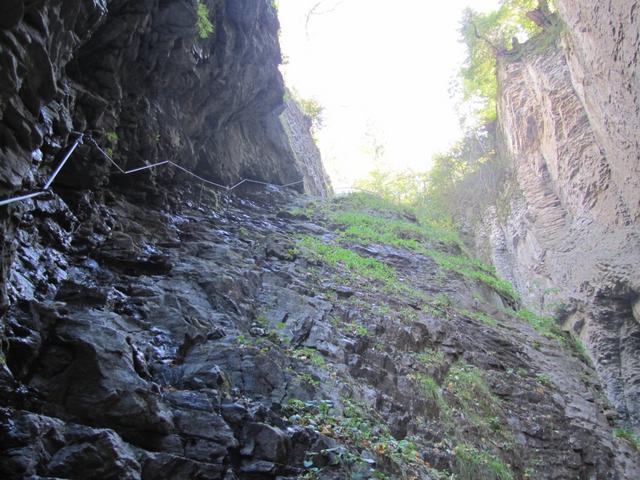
(0, 132, 304, 207)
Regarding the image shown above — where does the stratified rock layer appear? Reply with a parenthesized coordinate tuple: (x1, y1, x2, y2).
(474, 5, 640, 430)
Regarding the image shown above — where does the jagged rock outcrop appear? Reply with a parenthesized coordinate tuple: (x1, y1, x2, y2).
(0, 0, 330, 312)
(1, 187, 638, 479)
(472, 4, 640, 431)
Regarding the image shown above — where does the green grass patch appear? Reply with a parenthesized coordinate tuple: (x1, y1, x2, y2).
(312, 192, 539, 313)
(454, 443, 513, 480)
(293, 347, 326, 367)
(334, 192, 417, 217)
(297, 235, 396, 283)
(427, 250, 518, 302)
(324, 193, 519, 302)
(460, 309, 498, 327)
(413, 348, 446, 367)
(329, 195, 518, 302)
(445, 363, 509, 441)
(408, 373, 448, 415)
(536, 373, 552, 386)
(614, 428, 640, 451)
(569, 335, 592, 366)
(514, 309, 566, 345)
(332, 209, 462, 251)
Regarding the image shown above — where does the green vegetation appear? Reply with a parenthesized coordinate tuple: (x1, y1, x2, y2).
(570, 335, 592, 366)
(460, 309, 499, 327)
(294, 347, 326, 367)
(322, 193, 519, 302)
(285, 399, 428, 478)
(429, 250, 517, 302)
(515, 308, 565, 344)
(454, 443, 514, 480)
(105, 131, 118, 144)
(298, 97, 323, 129)
(287, 88, 324, 132)
(352, 1, 563, 231)
(297, 372, 320, 387)
(413, 348, 446, 367)
(105, 130, 118, 157)
(331, 207, 463, 251)
(613, 427, 640, 451)
(196, 0, 215, 39)
(297, 235, 396, 284)
(445, 363, 507, 440)
(409, 372, 447, 413)
(536, 372, 552, 386)
(459, 0, 547, 123)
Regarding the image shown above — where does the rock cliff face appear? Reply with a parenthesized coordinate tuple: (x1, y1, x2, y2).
(2, 0, 640, 478)
(0, 0, 330, 311)
(280, 97, 333, 198)
(473, 3, 640, 431)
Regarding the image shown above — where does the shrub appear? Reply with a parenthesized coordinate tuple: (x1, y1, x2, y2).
(196, 0, 214, 39)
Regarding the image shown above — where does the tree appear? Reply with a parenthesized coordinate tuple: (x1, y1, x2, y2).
(458, 0, 547, 123)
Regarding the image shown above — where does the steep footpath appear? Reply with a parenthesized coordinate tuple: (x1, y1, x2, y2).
(1, 189, 639, 479)
(471, 2, 640, 432)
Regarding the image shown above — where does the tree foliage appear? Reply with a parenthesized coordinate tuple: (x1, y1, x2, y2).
(297, 97, 324, 130)
(459, 0, 546, 123)
(196, 0, 215, 39)
(286, 88, 324, 132)
(355, 2, 553, 223)
(354, 124, 507, 224)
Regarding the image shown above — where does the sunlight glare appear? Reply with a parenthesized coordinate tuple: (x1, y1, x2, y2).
(278, 0, 501, 190)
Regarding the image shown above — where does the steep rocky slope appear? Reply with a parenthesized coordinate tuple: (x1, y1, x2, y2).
(470, 3, 640, 432)
(2, 0, 640, 478)
(2, 188, 639, 479)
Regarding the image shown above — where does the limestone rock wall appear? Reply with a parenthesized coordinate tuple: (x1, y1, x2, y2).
(475, 6, 640, 430)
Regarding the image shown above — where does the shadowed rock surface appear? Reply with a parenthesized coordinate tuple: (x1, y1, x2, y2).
(0, 0, 330, 313)
(1, 188, 638, 478)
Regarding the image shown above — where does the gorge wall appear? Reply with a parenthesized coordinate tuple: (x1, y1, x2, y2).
(0, 0, 330, 312)
(473, 1, 640, 431)
(2, 0, 640, 479)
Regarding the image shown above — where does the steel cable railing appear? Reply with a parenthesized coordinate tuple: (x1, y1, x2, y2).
(0, 132, 304, 207)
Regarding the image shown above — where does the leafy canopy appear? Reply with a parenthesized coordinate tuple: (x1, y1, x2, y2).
(459, 0, 546, 123)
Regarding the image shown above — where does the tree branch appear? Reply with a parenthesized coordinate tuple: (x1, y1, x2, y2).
(472, 22, 502, 55)
(305, 0, 346, 36)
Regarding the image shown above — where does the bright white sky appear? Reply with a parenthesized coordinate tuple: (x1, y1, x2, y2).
(278, 0, 500, 190)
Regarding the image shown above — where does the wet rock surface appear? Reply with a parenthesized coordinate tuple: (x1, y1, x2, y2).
(1, 186, 638, 479)
(0, 0, 330, 313)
